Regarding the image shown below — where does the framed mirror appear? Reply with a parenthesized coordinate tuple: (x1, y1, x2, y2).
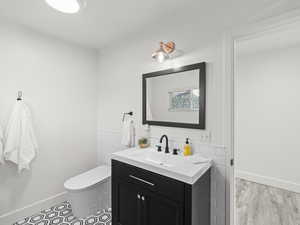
(142, 62, 206, 129)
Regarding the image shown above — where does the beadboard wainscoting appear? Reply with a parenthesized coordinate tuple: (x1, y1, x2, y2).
(97, 128, 227, 225)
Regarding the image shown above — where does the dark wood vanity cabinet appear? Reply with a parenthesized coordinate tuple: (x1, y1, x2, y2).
(112, 160, 211, 225)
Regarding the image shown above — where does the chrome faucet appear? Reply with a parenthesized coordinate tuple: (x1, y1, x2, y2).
(159, 135, 169, 153)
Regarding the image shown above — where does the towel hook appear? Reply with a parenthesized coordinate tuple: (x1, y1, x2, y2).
(17, 91, 22, 101)
(122, 111, 133, 122)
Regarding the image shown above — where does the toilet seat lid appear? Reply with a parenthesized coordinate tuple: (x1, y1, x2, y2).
(64, 165, 111, 191)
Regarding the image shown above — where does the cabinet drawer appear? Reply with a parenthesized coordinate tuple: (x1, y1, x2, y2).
(112, 159, 184, 202)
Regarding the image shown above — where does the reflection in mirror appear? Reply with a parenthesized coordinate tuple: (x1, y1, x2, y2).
(143, 63, 205, 129)
(146, 70, 199, 123)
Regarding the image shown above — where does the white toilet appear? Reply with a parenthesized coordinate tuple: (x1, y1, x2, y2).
(64, 165, 111, 218)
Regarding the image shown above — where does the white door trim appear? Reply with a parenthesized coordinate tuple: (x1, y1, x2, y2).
(222, 8, 300, 225)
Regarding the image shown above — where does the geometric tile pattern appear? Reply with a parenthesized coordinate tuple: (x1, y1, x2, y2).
(12, 201, 111, 225)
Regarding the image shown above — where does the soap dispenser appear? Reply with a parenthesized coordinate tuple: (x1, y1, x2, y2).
(183, 138, 192, 156)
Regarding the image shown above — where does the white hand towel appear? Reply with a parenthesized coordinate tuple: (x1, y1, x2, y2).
(4, 101, 38, 172)
(121, 118, 135, 147)
(0, 125, 4, 164)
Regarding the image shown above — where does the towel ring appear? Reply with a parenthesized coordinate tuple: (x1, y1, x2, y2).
(17, 91, 22, 101)
(122, 111, 133, 122)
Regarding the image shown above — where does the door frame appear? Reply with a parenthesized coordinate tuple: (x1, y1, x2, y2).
(222, 9, 300, 225)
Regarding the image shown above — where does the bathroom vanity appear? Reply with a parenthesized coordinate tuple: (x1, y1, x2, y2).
(111, 148, 211, 225)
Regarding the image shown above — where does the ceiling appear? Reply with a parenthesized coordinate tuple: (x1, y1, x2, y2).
(0, 0, 300, 49)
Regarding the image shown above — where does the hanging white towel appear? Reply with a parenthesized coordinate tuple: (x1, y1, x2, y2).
(121, 118, 135, 147)
(4, 101, 38, 172)
(0, 125, 4, 164)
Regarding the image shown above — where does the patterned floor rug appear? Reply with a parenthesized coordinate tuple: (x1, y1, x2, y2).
(12, 201, 111, 225)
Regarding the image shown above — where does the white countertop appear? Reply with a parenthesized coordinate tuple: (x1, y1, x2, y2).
(111, 147, 212, 184)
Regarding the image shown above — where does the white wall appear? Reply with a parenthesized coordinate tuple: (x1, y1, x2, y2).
(97, 37, 225, 142)
(97, 31, 227, 225)
(0, 20, 98, 218)
(236, 44, 300, 192)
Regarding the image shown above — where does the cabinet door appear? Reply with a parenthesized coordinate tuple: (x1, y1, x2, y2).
(142, 190, 184, 225)
(112, 179, 142, 225)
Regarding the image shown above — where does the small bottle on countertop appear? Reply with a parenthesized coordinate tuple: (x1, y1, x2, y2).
(183, 138, 192, 156)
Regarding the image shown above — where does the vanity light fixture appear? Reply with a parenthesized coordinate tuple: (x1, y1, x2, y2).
(152, 41, 176, 63)
(45, 0, 86, 14)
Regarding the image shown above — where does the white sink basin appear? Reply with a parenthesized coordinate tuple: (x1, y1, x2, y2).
(126, 150, 174, 166)
(111, 147, 212, 184)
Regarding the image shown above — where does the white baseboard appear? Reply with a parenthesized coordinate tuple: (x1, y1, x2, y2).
(0, 192, 67, 225)
(236, 170, 300, 194)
